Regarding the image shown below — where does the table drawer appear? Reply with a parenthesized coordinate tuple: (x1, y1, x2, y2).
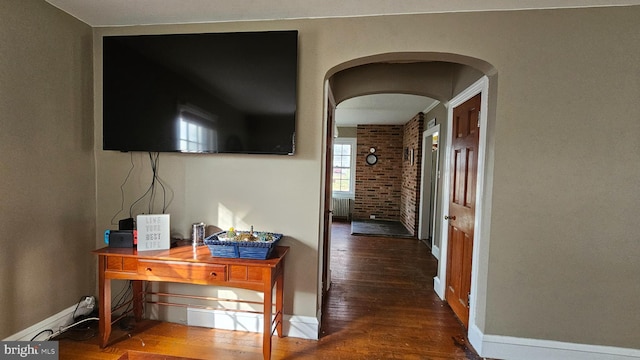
(229, 265, 264, 283)
(138, 260, 226, 282)
(106, 256, 138, 272)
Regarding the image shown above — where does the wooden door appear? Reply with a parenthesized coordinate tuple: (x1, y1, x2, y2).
(445, 93, 481, 328)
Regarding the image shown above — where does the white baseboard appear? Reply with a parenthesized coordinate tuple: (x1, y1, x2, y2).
(432, 245, 440, 260)
(433, 276, 444, 299)
(3, 305, 76, 341)
(286, 314, 320, 340)
(187, 308, 319, 340)
(468, 323, 484, 353)
(471, 324, 640, 360)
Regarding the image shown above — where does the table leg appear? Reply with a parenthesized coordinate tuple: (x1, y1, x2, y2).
(263, 272, 273, 360)
(132, 280, 143, 321)
(98, 256, 111, 348)
(275, 265, 284, 338)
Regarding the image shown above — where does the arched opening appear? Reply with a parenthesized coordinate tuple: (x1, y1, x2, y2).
(320, 52, 497, 345)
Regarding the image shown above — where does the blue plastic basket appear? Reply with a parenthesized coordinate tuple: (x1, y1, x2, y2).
(204, 231, 282, 259)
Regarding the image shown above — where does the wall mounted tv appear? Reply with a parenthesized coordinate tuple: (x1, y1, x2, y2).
(103, 30, 298, 155)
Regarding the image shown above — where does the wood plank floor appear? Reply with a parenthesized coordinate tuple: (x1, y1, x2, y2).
(57, 221, 482, 359)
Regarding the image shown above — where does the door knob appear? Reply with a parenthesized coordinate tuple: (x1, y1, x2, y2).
(444, 215, 456, 220)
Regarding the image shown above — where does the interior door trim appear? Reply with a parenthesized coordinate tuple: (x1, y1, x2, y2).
(434, 75, 490, 338)
(418, 123, 441, 257)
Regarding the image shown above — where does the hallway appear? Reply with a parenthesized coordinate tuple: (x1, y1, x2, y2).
(319, 221, 481, 359)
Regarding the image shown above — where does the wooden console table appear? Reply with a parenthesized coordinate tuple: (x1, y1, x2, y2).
(93, 245, 289, 360)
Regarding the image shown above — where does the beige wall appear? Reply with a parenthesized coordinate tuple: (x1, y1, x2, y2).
(3, 1, 638, 351)
(0, 1, 95, 338)
(93, 6, 640, 349)
(336, 126, 356, 138)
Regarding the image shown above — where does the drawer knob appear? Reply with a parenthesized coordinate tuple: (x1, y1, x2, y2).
(210, 272, 217, 277)
(146, 267, 152, 272)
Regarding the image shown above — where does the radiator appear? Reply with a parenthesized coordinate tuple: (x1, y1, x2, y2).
(332, 198, 353, 220)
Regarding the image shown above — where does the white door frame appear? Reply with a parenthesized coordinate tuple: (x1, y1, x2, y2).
(433, 76, 490, 341)
(418, 124, 441, 258)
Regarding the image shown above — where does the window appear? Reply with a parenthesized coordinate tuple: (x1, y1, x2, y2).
(178, 104, 218, 153)
(332, 138, 356, 196)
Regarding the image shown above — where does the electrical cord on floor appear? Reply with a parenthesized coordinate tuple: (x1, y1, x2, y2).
(30, 329, 53, 341)
(47, 310, 132, 341)
(29, 296, 100, 341)
(52, 326, 97, 342)
(47, 317, 100, 341)
(31, 287, 139, 342)
(30, 316, 100, 341)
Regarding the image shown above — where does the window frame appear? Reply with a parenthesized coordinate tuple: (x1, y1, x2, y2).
(332, 137, 356, 197)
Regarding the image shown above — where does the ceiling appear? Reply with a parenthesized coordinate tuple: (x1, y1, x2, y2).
(336, 94, 438, 127)
(45, 0, 639, 27)
(45, 0, 640, 127)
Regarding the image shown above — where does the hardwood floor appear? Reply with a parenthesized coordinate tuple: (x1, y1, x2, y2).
(58, 221, 481, 359)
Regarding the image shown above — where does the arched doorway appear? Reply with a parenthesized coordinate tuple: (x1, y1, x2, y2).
(320, 52, 497, 344)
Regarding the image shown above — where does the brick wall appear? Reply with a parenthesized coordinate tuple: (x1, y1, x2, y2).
(354, 125, 404, 221)
(352, 115, 424, 236)
(400, 113, 424, 234)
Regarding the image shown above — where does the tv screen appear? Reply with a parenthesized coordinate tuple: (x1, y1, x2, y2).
(103, 30, 298, 155)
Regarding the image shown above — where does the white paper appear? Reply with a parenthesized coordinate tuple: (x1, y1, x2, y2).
(137, 214, 170, 251)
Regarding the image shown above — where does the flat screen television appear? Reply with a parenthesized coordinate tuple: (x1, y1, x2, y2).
(102, 30, 298, 155)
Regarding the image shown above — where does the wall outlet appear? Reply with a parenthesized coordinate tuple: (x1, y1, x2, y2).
(370, 215, 375, 219)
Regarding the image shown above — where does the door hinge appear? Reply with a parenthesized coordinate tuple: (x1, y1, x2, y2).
(467, 292, 471, 307)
